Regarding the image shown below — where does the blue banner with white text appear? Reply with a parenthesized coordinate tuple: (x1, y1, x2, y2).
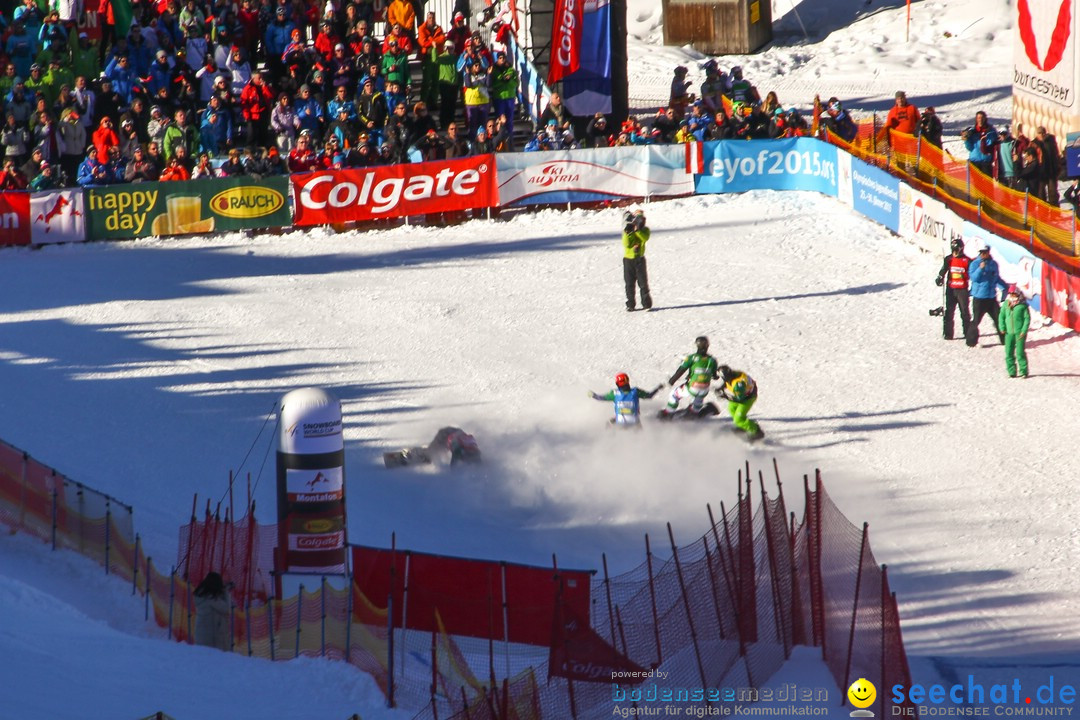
(695, 139, 840, 196)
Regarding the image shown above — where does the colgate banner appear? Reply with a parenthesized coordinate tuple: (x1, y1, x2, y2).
(292, 156, 498, 226)
(1042, 263, 1080, 331)
(548, 0, 584, 86)
(0, 192, 31, 246)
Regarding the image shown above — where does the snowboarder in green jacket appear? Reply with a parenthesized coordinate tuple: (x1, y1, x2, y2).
(998, 285, 1031, 378)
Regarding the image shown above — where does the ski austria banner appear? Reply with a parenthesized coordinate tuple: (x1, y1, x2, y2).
(897, 185, 963, 255)
(292, 155, 497, 226)
(85, 176, 291, 240)
(695, 138, 840, 196)
(562, 0, 613, 116)
(497, 145, 694, 206)
(351, 545, 592, 646)
(31, 189, 86, 245)
(0, 192, 31, 246)
(548, 0, 584, 86)
(962, 221, 1043, 312)
(1042, 262, 1080, 330)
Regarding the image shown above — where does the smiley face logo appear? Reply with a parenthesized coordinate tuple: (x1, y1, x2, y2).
(848, 678, 876, 709)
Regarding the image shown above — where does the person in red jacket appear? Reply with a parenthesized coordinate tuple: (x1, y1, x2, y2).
(240, 71, 275, 147)
(885, 90, 920, 135)
(92, 116, 120, 164)
(288, 130, 320, 172)
(936, 238, 972, 341)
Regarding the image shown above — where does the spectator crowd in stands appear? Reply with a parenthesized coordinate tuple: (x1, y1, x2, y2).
(0, 0, 1068, 204)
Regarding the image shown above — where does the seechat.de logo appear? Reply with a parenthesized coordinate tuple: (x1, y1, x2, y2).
(848, 678, 876, 718)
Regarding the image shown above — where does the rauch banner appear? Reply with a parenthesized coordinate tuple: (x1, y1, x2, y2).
(85, 176, 291, 240)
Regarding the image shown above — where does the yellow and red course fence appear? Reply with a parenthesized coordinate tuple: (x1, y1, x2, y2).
(0, 433, 916, 719)
(832, 117, 1080, 272)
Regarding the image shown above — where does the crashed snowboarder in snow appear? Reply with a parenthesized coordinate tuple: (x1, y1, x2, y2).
(716, 365, 764, 441)
(659, 336, 720, 419)
(588, 372, 663, 427)
(384, 427, 481, 468)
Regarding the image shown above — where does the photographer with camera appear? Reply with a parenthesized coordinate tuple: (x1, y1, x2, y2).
(622, 209, 652, 311)
(935, 238, 972, 341)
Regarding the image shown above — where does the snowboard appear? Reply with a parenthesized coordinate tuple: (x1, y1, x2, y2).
(383, 447, 433, 468)
(730, 426, 766, 443)
(656, 402, 720, 422)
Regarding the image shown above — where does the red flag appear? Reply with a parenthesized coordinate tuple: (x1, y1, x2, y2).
(548, 0, 583, 85)
(548, 597, 647, 683)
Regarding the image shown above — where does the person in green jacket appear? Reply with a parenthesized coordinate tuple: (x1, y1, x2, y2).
(662, 336, 719, 416)
(998, 285, 1031, 378)
(490, 52, 519, 145)
(622, 208, 652, 311)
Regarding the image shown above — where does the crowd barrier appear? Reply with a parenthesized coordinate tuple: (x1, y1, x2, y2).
(3, 135, 1077, 337)
(0, 435, 915, 719)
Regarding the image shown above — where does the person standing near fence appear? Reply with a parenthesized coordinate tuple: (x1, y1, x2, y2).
(965, 244, 1006, 347)
(998, 286, 1031, 378)
(961, 111, 998, 178)
(1035, 126, 1061, 205)
(193, 571, 231, 651)
(936, 238, 971, 341)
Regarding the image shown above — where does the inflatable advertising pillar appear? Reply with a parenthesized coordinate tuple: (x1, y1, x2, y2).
(276, 388, 347, 577)
(1013, 0, 1080, 140)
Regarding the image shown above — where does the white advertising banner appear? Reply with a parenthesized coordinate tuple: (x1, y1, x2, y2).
(30, 189, 86, 246)
(897, 185, 963, 255)
(1013, 0, 1080, 140)
(496, 145, 695, 206)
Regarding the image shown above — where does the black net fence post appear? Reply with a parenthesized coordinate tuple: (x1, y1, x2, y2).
(842, 522, 869, 705)
(644, 533, 663, 666)
(666, 522, 709, 695)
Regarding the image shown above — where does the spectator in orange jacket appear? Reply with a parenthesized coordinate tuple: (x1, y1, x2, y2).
(386, 0, 417, 38)
(92, 116, 121, 164)
(159, 154, 191, 181)
(885, 90, 920, 135)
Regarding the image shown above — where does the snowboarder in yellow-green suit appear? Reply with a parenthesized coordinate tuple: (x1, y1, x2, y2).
(717, 365, 763, 441)
(998, 285, 1030, 378)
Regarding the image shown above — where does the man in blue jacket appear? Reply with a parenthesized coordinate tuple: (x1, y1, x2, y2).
(966, 243, 1007, 347)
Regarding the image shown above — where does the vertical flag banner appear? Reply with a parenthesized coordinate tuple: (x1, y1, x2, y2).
(562, 0, 613, 116)
(548, 0, 584, 86)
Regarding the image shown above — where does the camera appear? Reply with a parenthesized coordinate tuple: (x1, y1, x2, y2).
(928, 307, 944, 316)
(624, 222, 635, 233)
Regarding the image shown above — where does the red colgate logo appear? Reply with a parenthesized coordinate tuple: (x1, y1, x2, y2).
(299, 166, 483, 214)
(555, 0, 579, 68)
(548, 0, 582, 84)
(1018, 0, 1072, 71)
